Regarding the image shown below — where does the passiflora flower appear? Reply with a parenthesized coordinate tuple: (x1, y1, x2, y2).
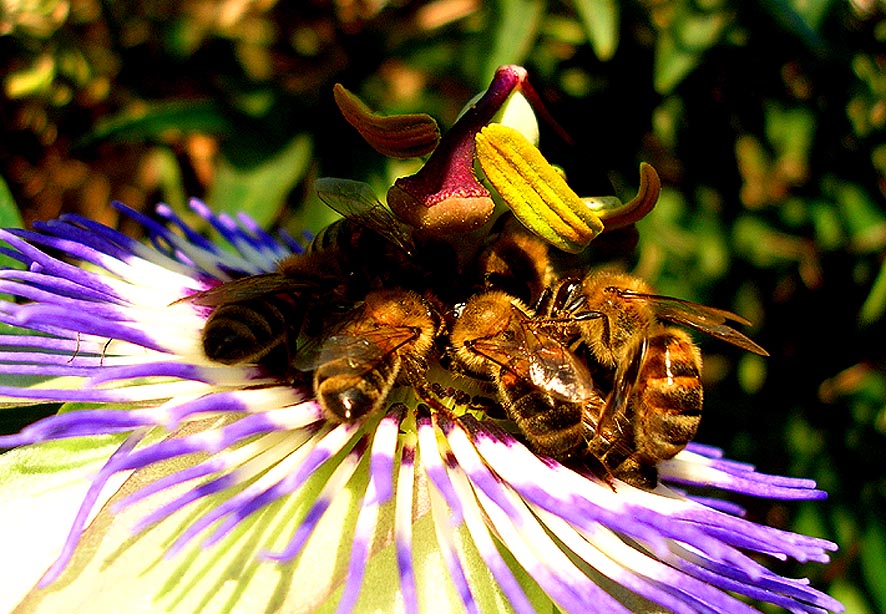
(0, 65, 842, 614)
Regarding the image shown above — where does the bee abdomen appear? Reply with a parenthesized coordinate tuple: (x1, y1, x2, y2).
(202, 298, 292, 364)
(315, 355, 399, 421)
(634, 328, 703, 460)
(635, 409, 701, 461)
(498, 372, 584, 460)
(306, 219, 347, 253)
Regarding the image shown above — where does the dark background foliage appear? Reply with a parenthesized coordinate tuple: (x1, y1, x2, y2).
(1, 1, 883, 611)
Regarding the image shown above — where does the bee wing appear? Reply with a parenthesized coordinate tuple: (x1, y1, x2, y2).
(476, 303, 598, 403)
(322, 335, 385, 372)
(293, 327, 419, 374)
(618, 289, 769, 356)
(596, 335, 648, 436)
(524, 332, 599, 403)
(172, 274, 307, 307)
(315, 177, 415, 256)
(293, 334, 381, 374)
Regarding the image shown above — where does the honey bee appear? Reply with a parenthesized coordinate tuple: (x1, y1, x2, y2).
(186, 268, 306, 371)
(309, 288, 438, 421)
(537, 269, 767, 489)
(182, 178, 416, 370)
(450, 290, 603, 459)
(584, 326, 703, 489)
(563, 269, 769, 368)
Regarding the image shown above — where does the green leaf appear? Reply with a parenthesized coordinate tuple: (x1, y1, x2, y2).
(653, 6, 730, 94)
(572, 0, 620, 61)
(82, 100, 234, 146)
(765, 104, 814, 185)
(758, 0, 830, 54)
(859, 257, 886, 327)
(829, 180, 886, 253)
(0, 175, 23, 230)
(827, 579, 872, 614)
(4, 54, 55, 99)
(206, 133, 313, 229)
(737, 353, 767, 395)
(0, 175, 24, 270)
(654, 30, 700, 95)
(482, 0, 545, 78)
(861, 514, 886, 612)
(808, 200, 846, 252)
(0, 175, 25, 303)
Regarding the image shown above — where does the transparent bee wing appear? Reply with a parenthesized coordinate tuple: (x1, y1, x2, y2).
(468, 337, 523, 373)
(618, 289, 769, 356)
(289, 334, 326, 372)
(356, 326, 423, 356)
(293, 327, 420, 374)
(474, 301, 598, 404)
(315, 177, 415, 256)
(596, 335, 647, 437)
(293, 334, 381, 375)
(172, 274, 307, 307)
(524, 334, 598, 403)
(320, 335, 385, 374)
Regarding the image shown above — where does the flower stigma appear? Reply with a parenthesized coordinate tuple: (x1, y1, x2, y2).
(0, 66, 843, 614)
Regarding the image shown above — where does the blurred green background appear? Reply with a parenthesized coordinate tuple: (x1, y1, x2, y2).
(1, 1, 883, 611)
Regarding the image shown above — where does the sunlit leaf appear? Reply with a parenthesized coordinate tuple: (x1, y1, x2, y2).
(654, 32, 699, 95)
(0, 176, 22, 229)
(0, 175, 24, 268)
(571, 0, 619, 61)
(859, 257, 886, 327)
(83, 100, 234, 146)
(827, 579, 873, 614)
(653, 6, 730, 94)
(4, 54, 55, 99)
(143, 146, 189, 215)
(766, 104, 814, 185)
(737, 353, 767, 395)
(481, 0, 545, 83)
(0, 175, 24, 304)
(735, 135, 774, 208)
(206, 133, 313, 229)
(829, 180, 886, 253)
(808, 200, 846, 252)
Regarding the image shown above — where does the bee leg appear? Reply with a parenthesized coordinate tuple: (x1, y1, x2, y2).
(413, 383, 454, 415)
(577, 452, 619, 492)
(572, 310, 611, 347)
